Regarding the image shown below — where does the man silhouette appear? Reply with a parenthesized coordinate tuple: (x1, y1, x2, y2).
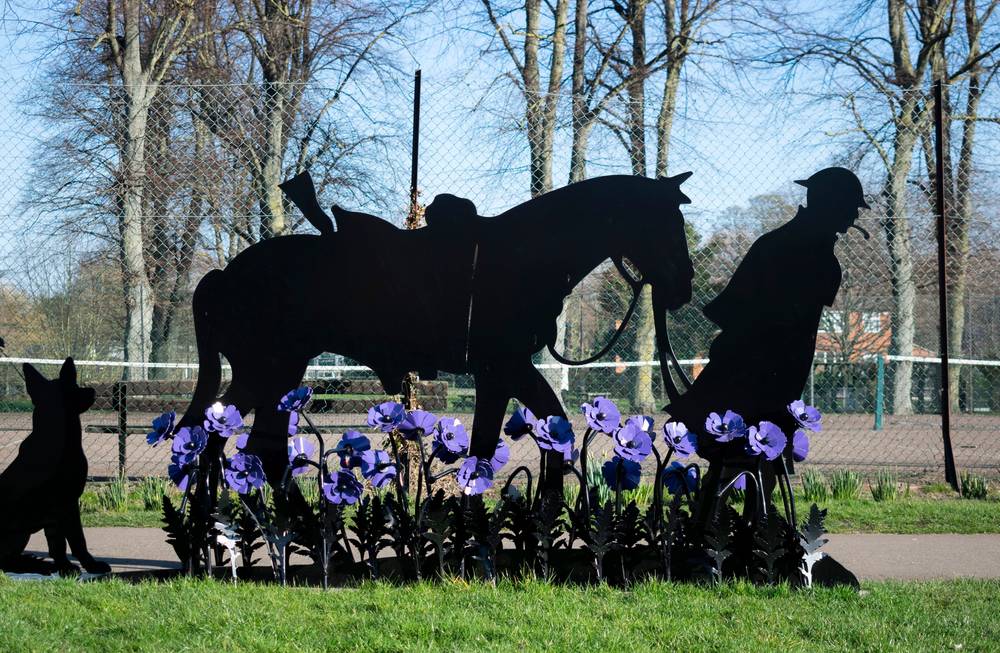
(667, 167, 870, 461)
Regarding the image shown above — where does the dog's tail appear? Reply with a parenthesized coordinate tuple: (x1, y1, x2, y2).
(178, 269, 226, 427)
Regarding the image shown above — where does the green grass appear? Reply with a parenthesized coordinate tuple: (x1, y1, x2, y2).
(0, 577, 997, 651)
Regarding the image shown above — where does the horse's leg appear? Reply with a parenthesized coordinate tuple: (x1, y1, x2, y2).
(240, 357, 310, 489)
(467, 371, 512, 463)
(507, 362, 566, 494)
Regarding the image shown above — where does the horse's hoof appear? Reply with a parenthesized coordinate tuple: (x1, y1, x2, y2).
(82, 559, 111, 574)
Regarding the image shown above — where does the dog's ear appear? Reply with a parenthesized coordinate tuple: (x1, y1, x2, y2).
(76, 387, 96, 414)
(59, 357, 78, 386)
(23, 363, 47, 400)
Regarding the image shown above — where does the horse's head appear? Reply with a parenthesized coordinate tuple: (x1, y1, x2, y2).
(617, 172, 695, 311)
(615, 172, 696, 405)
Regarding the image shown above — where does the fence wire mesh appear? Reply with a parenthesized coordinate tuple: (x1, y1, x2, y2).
(0, 73, 996, 482)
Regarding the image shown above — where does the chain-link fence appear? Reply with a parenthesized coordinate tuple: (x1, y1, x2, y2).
(0, 74, 997, 482)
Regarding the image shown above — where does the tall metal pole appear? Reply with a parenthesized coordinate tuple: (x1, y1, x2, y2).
(404, 70, 423, 411)
(933, 78, 959, 492)
(407, 69, 422, 230)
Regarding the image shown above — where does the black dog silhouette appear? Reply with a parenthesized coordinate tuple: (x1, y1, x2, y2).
(0, 359, 110, 575)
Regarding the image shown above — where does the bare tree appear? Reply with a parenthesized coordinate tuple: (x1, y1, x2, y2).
(765, 0, 955, 414)
(921, 0, 1000, 409)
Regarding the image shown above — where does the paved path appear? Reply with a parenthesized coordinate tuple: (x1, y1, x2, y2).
(24, 529, 1000, 581)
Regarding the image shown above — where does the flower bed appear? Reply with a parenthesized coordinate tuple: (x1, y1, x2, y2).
(146, 391, 839, 588)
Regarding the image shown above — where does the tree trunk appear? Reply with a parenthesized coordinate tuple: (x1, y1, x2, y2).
(259, 82, 287, 238)
(120, 1, 154, 381)
(883, 98, 921, 415)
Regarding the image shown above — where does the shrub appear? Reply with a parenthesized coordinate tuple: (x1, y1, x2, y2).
(800, 469, 828, 503)
(294, 476, 320, 506)
(97, 474, 130, 512)
(78, 489, 100, 513)
(135, 477, 168, 511)
(829, 470, 862, 501)
(870, 470, 899, 502)
(960, 472, 989, 500)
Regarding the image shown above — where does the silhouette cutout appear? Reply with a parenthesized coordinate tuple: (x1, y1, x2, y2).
(0, 359, 111, 575)
(178, 172, 695, 487)
(666, 167, 869, 535)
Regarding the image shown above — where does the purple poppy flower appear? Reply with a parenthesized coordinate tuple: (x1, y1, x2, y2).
(224, 452, 266, 495)
(602, 456, 641, 491)
(334, 431, 371, 468)
(733, 474, 747, 491)
(171, 426, 208, 465)
(235, 432, 250, 450)
(662, 461, 698, 495)
(322, 470, 363, 505)
(287, 411, 300, 436)
(457, 456, 495, 496)
(536, 415, 576, 461)
(503, 406, 536, 440)
(491, 439, 510, 473)
(581, 396, 621, 434)
(792, 429, 810, 462)
(277, 386, 313, 412)
(613, 422, 653, 463)
(366, 401, 405, 432)
(360, 449, 397, 489)
(287, 436, 315, 476)
(147, 411, 175, 446)
(705, 410, 747, 442)
(788, 400, 822, 432)
(204, 402, 244, 438)
(167, 455, 191, 492)
(662, 421, 697, 458)
(625, 415, 655, 436)
(433, 417, 470, 464)
(398, 410, 437, 440)
(746, 421, 788, 461)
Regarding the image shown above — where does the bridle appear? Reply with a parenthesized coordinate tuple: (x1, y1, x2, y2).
(546, 256, 693, 403)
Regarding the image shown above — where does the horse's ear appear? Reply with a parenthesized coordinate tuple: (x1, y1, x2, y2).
(661, 171, 693, 205)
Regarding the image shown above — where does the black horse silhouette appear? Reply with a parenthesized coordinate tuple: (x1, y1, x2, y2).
(179, 172, 695, 486)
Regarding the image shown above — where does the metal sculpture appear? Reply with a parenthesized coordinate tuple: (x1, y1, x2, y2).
(0, 359, 111, 575)
(177, 171, 695, 487)
(665, 167, 870, 586)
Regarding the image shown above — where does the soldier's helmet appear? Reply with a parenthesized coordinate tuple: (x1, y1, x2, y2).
(794, 167, 870, 210)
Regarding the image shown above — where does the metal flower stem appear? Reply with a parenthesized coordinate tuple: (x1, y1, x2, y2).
(179, 464, 200, 575)
(300, 410, 332, 589)
(649, 446, 673, 530)
(500, 466, 534, 500)
(615, 461, 624, 517)
(579, 428, 595, 516)
(414, 440, 429, 513)
(386, 429, 409, 506)
(776, 456, 798, 527)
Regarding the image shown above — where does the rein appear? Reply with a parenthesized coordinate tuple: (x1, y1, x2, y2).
(546, 257, 643, 367)
(546, 257, 693, 404)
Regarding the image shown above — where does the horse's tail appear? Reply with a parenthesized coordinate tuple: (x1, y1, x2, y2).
(179, 269, 226, 427)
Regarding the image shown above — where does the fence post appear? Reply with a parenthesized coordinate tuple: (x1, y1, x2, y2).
(406, 69, 422, 229)
(113, 381, 127, 478)
(933, 79, 959, 492)
(874, 356, 884, 431)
